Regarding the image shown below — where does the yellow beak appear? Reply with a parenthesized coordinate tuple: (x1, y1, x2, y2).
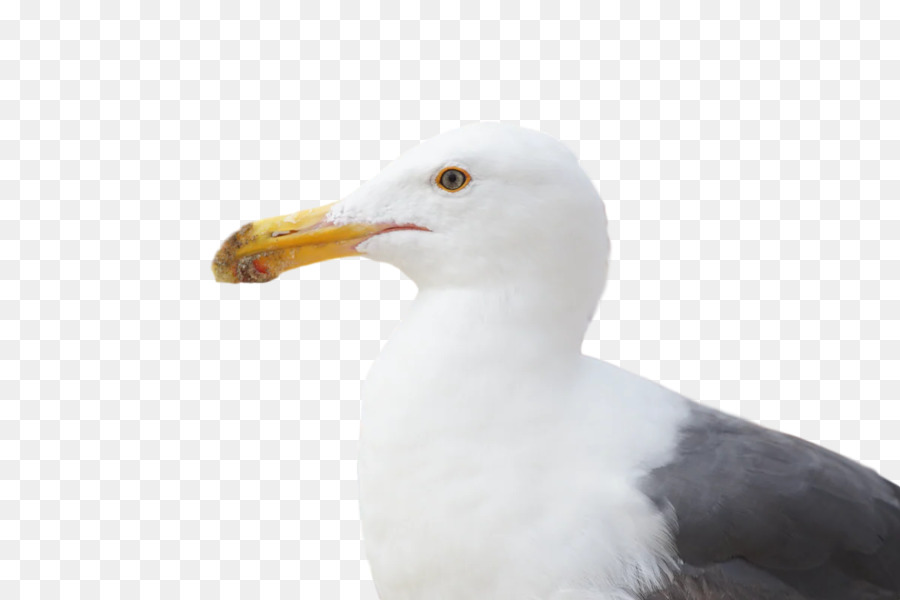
(212, 203, 425, 283)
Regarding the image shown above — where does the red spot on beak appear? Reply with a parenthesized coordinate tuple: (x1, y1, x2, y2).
(252, 258, 269, 274)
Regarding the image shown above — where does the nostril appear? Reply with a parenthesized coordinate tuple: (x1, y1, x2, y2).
(272, 230, 300, 238)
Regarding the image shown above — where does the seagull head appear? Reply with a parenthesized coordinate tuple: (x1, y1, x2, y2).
(213, 123, 609, 308)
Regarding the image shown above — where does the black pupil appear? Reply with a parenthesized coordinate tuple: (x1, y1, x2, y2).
(441, 169, 465, 190)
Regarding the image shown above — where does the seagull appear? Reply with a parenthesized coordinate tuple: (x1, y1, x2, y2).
(213, 123, 900, 600)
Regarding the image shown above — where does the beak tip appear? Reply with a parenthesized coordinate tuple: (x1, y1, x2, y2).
(212, 222, 255, 284)
(211, 259, 239, 284)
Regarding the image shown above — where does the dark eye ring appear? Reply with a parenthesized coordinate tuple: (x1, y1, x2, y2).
(436, 167, 470, 192)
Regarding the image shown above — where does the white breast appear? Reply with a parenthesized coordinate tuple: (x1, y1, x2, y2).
(357, 317, 689, 600)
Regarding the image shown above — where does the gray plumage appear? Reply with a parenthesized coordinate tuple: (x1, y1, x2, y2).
(643, 403, 900, 600)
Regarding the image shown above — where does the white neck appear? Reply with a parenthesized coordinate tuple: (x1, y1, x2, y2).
(358, 285, 686, 600)
(391, 284, 596, 363)
(360, 284, 594, 446)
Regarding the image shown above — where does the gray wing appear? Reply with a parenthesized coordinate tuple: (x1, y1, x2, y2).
(642, 403, 900, 600)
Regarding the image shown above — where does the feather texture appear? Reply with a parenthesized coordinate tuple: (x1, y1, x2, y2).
(643, 404, 900, 599)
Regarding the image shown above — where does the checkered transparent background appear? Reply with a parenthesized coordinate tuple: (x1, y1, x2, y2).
(2, 1, 899, 598)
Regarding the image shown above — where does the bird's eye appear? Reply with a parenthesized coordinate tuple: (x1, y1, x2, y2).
(436, 167, 470, 192)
